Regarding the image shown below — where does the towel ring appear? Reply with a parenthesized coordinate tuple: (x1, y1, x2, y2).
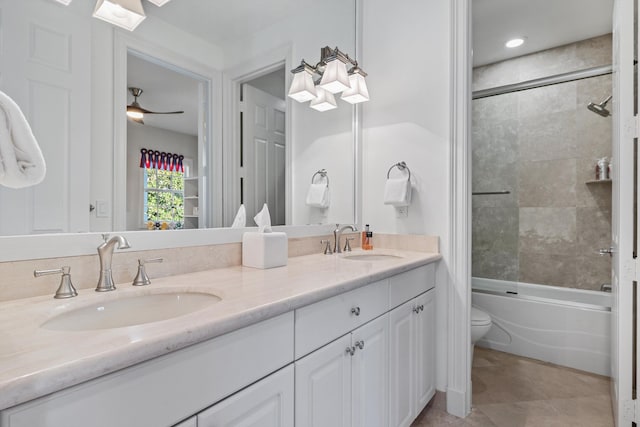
(311, 169, 329, 187)
(387, 161, 411, 181)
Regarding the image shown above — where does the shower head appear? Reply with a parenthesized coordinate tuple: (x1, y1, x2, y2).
(587, 95, 612, 117)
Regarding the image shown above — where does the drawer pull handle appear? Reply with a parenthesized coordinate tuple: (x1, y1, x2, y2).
(346, 346, 356, 356)
(351, 307, 361, 316)
(413, 306, 420, 314)
(419, 304, 424, 312)
(355, 340, 365, 350)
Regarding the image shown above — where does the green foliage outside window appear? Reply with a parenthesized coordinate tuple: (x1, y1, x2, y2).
(144, 169, 184, 225)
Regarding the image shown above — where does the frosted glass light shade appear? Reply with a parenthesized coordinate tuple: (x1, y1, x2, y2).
(310, 87, 337, 112)
(147, 0, 171, 5)
(318, 59, 351, 94)
(288, 70, 317, 103)
(341, 73, 370, 104)
(93, 0, 146, 31)
(54, 0, 73, 5)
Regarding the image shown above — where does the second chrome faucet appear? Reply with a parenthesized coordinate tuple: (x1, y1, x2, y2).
(96, 234, 131, 292)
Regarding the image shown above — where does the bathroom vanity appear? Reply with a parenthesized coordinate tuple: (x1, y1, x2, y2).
(0, 250, 439, 427)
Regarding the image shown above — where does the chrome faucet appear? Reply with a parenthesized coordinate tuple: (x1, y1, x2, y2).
(333, 224, 357, 254)
(96, 234, 131, 292)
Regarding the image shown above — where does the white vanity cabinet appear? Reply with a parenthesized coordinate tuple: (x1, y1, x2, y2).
(0, 260, 438, 427)
(196, 365, 294, 427)
(388, 289, 436, 427)
(0, 313, 294, 427)
(295, 314, 389, 427)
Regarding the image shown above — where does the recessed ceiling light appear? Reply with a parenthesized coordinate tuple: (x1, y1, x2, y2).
(505, 38, 525, 48)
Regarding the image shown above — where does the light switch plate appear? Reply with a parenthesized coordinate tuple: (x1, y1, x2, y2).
(96, 200, 109, 218)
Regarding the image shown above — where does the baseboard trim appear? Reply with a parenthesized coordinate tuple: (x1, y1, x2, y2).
(446, 386, 469, 418)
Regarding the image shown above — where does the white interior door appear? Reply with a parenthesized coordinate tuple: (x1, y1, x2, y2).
(611, 0, 636, 424)
(0, 0, 90, 235)
(241, 84, 286, 225)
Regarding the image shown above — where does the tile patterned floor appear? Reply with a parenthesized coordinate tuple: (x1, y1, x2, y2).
(411, 347, 614, 427)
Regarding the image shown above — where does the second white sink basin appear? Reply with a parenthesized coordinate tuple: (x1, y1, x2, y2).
(342, 254, 402, 261)
(42, 291, 221, 331)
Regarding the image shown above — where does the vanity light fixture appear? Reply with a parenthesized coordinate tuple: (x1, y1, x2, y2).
(310, 87, 338, 112)
(146, 0, 171, 6)
(288, 62, 317, 102)
(53, 0, 73, 5)
(93, 0, 146, 31)
(505, 38, 525, 48)
(289, 46, 369, 111)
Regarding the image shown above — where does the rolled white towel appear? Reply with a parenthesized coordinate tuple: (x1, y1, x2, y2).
(383, 178, 411, 207)
(306, 183, 329, 208)
(231, 204, 246, 228)
(0, 91, 46, 188)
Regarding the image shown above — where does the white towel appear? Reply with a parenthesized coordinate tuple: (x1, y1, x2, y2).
(384, 178, 411, 206)
(0, 91, 46, 188)
(231, 204, 246, 228)
(306, 183, 329, 208)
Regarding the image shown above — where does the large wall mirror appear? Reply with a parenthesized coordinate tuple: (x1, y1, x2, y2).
(0, 0, 357, 238)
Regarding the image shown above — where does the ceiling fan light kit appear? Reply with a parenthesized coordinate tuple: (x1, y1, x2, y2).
(127, 87, 184, 125)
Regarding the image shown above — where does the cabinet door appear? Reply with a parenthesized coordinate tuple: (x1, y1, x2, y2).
(414, 290, 436, 414)
(388, 299, 416, 427)
(352, 314, 389, 427)
(197, 365, 294, 427)
(295, 335, 352, 427)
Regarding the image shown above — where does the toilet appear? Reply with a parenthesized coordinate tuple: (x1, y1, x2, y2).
(471, 306, 492, 356)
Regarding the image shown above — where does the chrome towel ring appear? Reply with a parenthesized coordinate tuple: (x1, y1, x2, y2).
(311, 169, 329, 187)
(386, 161, 411, 181)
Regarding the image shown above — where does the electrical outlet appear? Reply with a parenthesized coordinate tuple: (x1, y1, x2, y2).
(396, 206, 408, 218)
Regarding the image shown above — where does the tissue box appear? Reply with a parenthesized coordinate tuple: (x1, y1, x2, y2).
(242, 232, 288, 269)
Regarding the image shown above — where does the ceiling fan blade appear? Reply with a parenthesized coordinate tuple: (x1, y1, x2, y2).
(126, 88, 183, 116)
(144, 110, 185, 115)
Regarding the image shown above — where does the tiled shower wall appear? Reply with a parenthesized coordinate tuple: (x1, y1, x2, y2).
(472, 35, 612, 291)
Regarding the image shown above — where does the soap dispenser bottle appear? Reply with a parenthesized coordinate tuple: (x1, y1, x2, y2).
(362, 224, 373, 250)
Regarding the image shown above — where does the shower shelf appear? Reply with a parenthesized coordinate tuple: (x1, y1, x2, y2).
(585, 179, 612, 184)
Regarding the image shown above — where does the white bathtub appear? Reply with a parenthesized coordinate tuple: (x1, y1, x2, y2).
(472, 277, 612, 376)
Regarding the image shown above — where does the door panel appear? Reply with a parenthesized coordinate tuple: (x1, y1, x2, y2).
(389, 300, 416, 427)
(197, 365, 294, 427)
(0, 0, 90, 235)
(352, 314, 389, 427)
(295, 335, 352, 427)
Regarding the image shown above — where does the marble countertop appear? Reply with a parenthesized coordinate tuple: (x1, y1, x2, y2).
(0, 249, 440, 411)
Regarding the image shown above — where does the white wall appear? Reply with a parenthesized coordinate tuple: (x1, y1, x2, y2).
(361, 0, 452, 392)
(125, 124, 198, 230)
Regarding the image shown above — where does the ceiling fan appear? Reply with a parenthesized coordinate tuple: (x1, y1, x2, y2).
(126, 87, 184, 124)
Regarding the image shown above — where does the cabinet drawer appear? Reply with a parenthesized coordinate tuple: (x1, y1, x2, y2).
(1, 312, 294, 427)
(295, 280, 389, 359)
(389, 264, 436, 309)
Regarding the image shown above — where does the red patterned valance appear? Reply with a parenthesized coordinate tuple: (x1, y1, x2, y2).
(140, 149, 184, 173)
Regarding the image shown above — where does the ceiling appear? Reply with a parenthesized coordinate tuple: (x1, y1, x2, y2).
(131, 0, 615, 133)
(127, 53, 200, 136)
(144, 0, 312, 45)
(473, 0, 613, 66)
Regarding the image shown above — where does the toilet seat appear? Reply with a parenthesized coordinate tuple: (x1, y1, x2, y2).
(471, 307, 491, 327)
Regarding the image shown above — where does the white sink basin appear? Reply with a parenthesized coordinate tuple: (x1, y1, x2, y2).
(342, 254, 402, 261)
(42, 292, 221, 331)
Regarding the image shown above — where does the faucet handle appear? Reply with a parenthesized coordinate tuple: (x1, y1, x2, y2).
(34, 266, 78, 299)
(344, 237, 355, 252)
(132, 258, 163, 286)
(101, 233, 109, 243)
(320, 239, 333, 255)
